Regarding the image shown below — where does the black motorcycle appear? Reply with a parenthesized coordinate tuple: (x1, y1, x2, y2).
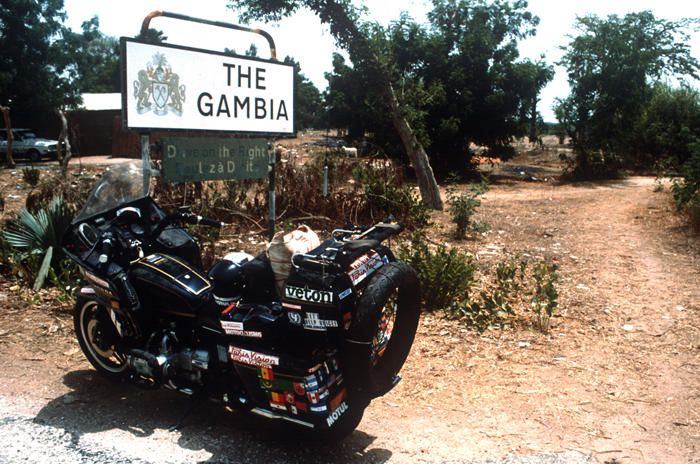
(61, 162, 421, 438)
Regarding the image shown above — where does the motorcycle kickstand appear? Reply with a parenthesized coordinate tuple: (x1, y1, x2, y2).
(168, 393, 204, 432)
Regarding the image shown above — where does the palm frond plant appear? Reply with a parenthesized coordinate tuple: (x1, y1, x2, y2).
(3, 196, 74, 290)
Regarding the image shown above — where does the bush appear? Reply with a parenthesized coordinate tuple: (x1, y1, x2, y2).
(355, 164, 430, 228)
(445, 256, 559, 333)
(25, 168, 95, 213)
(445, 176, 489, 239)
(397, 232, 476, 310)
(671, 140, 700, 231)
(530, 260, 559, 332)
(2, 196, 75, 290)
(22, 167, 40, 187)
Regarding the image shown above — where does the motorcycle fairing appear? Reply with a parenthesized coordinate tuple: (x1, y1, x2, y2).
(128, 253, 212, 317)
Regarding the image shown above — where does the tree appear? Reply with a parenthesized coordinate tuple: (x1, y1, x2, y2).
(635, 83, 700, 170)
(322, 2, 553, 173)
(422, 0, 550, 165)
(0, 0, 80, 122)
(324, 52, 387, 138)
(59, 16, 121, 93)
(227, 0, 444, 209)
(555, 11, 700, 177)
(135, 27, 167, 43)
(1, 105, 14, 168)
(284, 57, 323, 130)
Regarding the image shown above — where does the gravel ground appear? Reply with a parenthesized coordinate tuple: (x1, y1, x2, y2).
(0, 396, 593, 464)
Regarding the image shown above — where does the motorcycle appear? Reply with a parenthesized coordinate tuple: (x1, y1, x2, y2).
(61, 162, 421, 438)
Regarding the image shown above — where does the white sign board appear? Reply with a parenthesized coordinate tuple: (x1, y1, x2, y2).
(121, 38, 294, 135)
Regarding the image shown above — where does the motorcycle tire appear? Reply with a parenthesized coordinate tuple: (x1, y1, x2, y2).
(345, 262, 421, 398)
(74, 296, 128, 381)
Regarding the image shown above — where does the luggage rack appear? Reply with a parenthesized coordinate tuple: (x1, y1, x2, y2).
(290, 221, 403, 271)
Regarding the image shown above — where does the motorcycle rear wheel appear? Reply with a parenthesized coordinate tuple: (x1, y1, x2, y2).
(346, 262, 421, 397)
(74, 297, 128, 380)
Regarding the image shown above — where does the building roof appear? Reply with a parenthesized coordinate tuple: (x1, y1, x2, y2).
(79, 93, 122, 111)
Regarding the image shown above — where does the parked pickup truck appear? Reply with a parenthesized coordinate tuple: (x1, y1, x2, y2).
(0, 128, 59, 162)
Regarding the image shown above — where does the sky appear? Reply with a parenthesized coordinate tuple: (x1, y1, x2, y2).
(63, 0, 700, 122)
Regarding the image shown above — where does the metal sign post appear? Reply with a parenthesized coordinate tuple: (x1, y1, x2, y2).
(141, 134, 150, 195)
(121, 12, 294, 241)
(268, 146, 276, 240)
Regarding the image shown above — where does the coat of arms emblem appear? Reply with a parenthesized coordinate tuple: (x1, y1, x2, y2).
(133, 53, 185, 116)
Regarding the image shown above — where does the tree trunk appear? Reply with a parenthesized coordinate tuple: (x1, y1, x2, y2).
(528, 98, 537, 143)
(380, 78, 443, 210)
(55, 108, 72, 170)
(0, 106, 15, 169)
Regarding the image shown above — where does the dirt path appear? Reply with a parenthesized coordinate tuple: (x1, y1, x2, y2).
(359, 176, 699, 463)
(0, 169, 697, 463)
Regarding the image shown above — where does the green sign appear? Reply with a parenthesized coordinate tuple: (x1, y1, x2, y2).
(162, 137, 269, 183)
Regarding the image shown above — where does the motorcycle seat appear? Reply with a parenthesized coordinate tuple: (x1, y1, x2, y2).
(341, 239, 380, 251)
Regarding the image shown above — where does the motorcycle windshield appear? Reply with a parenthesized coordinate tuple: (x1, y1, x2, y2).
(74, 162, 151, 222)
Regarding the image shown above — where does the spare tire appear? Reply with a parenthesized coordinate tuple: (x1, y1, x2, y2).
(343, 262, 421, 397)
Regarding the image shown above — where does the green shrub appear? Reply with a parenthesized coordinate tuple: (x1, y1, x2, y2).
(445, 256, 559, 333)
(671, 140, 700, 212)
(446, 290, 515, 332)
(530, 260, 559, 332)
(397, 232, 476, 310)
(22, 167, 40, 187)
(3, 196, 75, 290)
(445, 177, 489, 239)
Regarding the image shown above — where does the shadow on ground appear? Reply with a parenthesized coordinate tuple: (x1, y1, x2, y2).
(34, 370, 391, 464)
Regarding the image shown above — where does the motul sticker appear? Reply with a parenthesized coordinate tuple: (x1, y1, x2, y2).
(347, 252, 384, 286)
(326, 401, 348, 426)
(228, 346, 279, 367)
(221, 321, 262, 338)
(303, 312, 339, 331)
(284, 285, 333, 305)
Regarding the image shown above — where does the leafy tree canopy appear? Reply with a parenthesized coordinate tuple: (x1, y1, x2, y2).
(319, 1, 553, 172)
(284, 56, 324, 130)
(0, 0, 79, 120)
(59, 16, 120, 94)
(555, 11, 700, 177)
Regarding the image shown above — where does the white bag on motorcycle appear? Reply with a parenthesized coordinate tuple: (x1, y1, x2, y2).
(267, 225, 320, 296)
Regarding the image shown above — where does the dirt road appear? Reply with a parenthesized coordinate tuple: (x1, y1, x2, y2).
(0, 167, 697, 463)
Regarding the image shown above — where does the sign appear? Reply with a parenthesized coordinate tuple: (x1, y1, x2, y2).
(121, 38, 294, 135)
(162, 137, 269, 183)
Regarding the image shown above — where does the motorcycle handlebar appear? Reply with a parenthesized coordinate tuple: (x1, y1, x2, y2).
(194, 216, 225, 229)
(164, 211, 224, 228)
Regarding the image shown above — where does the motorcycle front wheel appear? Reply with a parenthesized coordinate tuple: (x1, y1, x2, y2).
(73, 297, 128, 380)
(345, 262, 421, 397)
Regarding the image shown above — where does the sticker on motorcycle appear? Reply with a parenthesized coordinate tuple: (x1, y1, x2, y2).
(220, 321, 262, 338)
(338, 288, 352, 300)
(287, 310, 302, 325)
(310, 403, 328, 414)
(228, 346, 279, 367)
(284, 284, 334, 305)
(347, 252, 385, 286)
(326, 401, 349, 427)
(303, 312, 339, 331)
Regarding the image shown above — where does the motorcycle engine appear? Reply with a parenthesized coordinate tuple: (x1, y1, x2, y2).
(127, 329, 210, 391)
